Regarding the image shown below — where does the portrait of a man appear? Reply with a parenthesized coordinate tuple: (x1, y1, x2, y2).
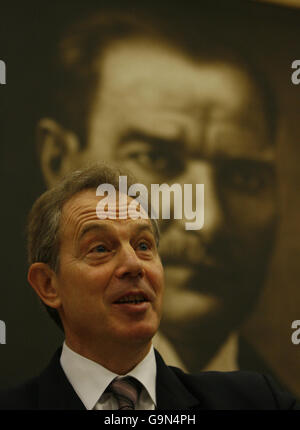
(1, 0, 300, 402)
(36, 9, 277, 374)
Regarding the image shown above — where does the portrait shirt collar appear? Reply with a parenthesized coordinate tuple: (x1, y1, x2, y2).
(60, 341, 157, 410)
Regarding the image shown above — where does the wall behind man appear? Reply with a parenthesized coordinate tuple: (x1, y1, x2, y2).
(241, 0, 300, 396)
(1, 0, 300, 395)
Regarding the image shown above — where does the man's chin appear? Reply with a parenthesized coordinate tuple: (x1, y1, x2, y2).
(114, 322, 159, 346)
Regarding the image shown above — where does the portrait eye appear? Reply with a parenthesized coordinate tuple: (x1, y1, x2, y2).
(127, 144, 168, 170)
(219, 160, 275, 195)
(118, 141, 184, 178)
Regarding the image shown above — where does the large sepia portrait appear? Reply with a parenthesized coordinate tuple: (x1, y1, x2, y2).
(1, 0, 300, 401)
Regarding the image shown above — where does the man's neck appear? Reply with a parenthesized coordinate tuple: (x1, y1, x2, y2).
(64, 337, 152, 375)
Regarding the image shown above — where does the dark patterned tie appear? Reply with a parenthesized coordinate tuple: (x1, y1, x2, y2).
(107, 376, 142, 410)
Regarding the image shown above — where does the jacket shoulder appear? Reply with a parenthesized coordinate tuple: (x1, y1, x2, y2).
(169, 366, 299, 410)
(0, 348, 85, 410)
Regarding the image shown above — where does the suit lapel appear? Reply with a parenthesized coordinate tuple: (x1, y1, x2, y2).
(37, 348, 85, 410)
(36, 347, 202, 410)
(155, 349, 201, 410)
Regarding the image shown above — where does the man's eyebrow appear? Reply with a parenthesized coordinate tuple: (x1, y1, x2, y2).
(78, 223, 111, 242)
(132, 222, 155, 238)
(78, 221, 155, 242)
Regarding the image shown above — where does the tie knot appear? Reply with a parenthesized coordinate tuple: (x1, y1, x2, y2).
(107, 376, 142, 410)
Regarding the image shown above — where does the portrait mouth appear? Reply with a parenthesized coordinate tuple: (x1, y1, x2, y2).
(161, 255, 242, 298)
(158, 231, 237, 293)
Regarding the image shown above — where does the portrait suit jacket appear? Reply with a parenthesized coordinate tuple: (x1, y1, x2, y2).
(0, 347, 298, 410)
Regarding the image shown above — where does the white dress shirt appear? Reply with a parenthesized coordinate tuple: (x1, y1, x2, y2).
(60, 342, 157, 410)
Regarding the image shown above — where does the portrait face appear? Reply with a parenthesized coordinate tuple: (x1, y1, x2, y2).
(50, 189, 164, 354)
(40, 37, 277, 367)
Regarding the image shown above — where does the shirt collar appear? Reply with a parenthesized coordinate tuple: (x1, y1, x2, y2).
(60, 341, 157, 410)
(125, 344, 157, 407)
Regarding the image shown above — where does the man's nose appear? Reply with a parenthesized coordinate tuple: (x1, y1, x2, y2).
(114, 245, 145, 279)
(174, 161, 225, 240)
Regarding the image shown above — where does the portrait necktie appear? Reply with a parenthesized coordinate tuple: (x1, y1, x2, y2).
(107, 376, 142, 410)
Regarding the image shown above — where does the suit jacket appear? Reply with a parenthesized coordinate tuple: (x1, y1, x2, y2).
(0, 347, 298, 410)
(237, 335, 298, 398)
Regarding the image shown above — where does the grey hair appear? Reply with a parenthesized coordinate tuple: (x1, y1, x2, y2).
(27, 163, 160, 330)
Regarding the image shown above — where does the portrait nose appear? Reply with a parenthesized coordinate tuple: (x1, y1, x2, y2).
(114, 245, 145, 279)
(175, 160, 225, 241)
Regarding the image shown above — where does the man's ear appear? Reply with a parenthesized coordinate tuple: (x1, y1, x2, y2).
(36, 118, 80, 187)
(28, 263, 62, 310)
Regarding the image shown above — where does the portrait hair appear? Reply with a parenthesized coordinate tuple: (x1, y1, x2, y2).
(42, 9, 278, 152)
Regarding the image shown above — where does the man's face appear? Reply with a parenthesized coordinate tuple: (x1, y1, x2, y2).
(49, 38, 277, 363)
(54, 189, 164, 351)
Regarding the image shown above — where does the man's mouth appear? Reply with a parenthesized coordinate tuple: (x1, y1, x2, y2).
(114, 293, 149, 305)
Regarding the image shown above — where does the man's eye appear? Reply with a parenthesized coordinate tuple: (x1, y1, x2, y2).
(137, 242, 150, 251)
(91, 245, 109, 253)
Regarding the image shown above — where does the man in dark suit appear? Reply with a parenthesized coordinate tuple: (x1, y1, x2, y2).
(0, 164, 298, 410)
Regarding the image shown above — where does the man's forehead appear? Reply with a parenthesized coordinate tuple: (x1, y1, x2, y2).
(62, 189, 101, 215)
(63, 189, 144, 214)
(61, 189, 152, 233)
